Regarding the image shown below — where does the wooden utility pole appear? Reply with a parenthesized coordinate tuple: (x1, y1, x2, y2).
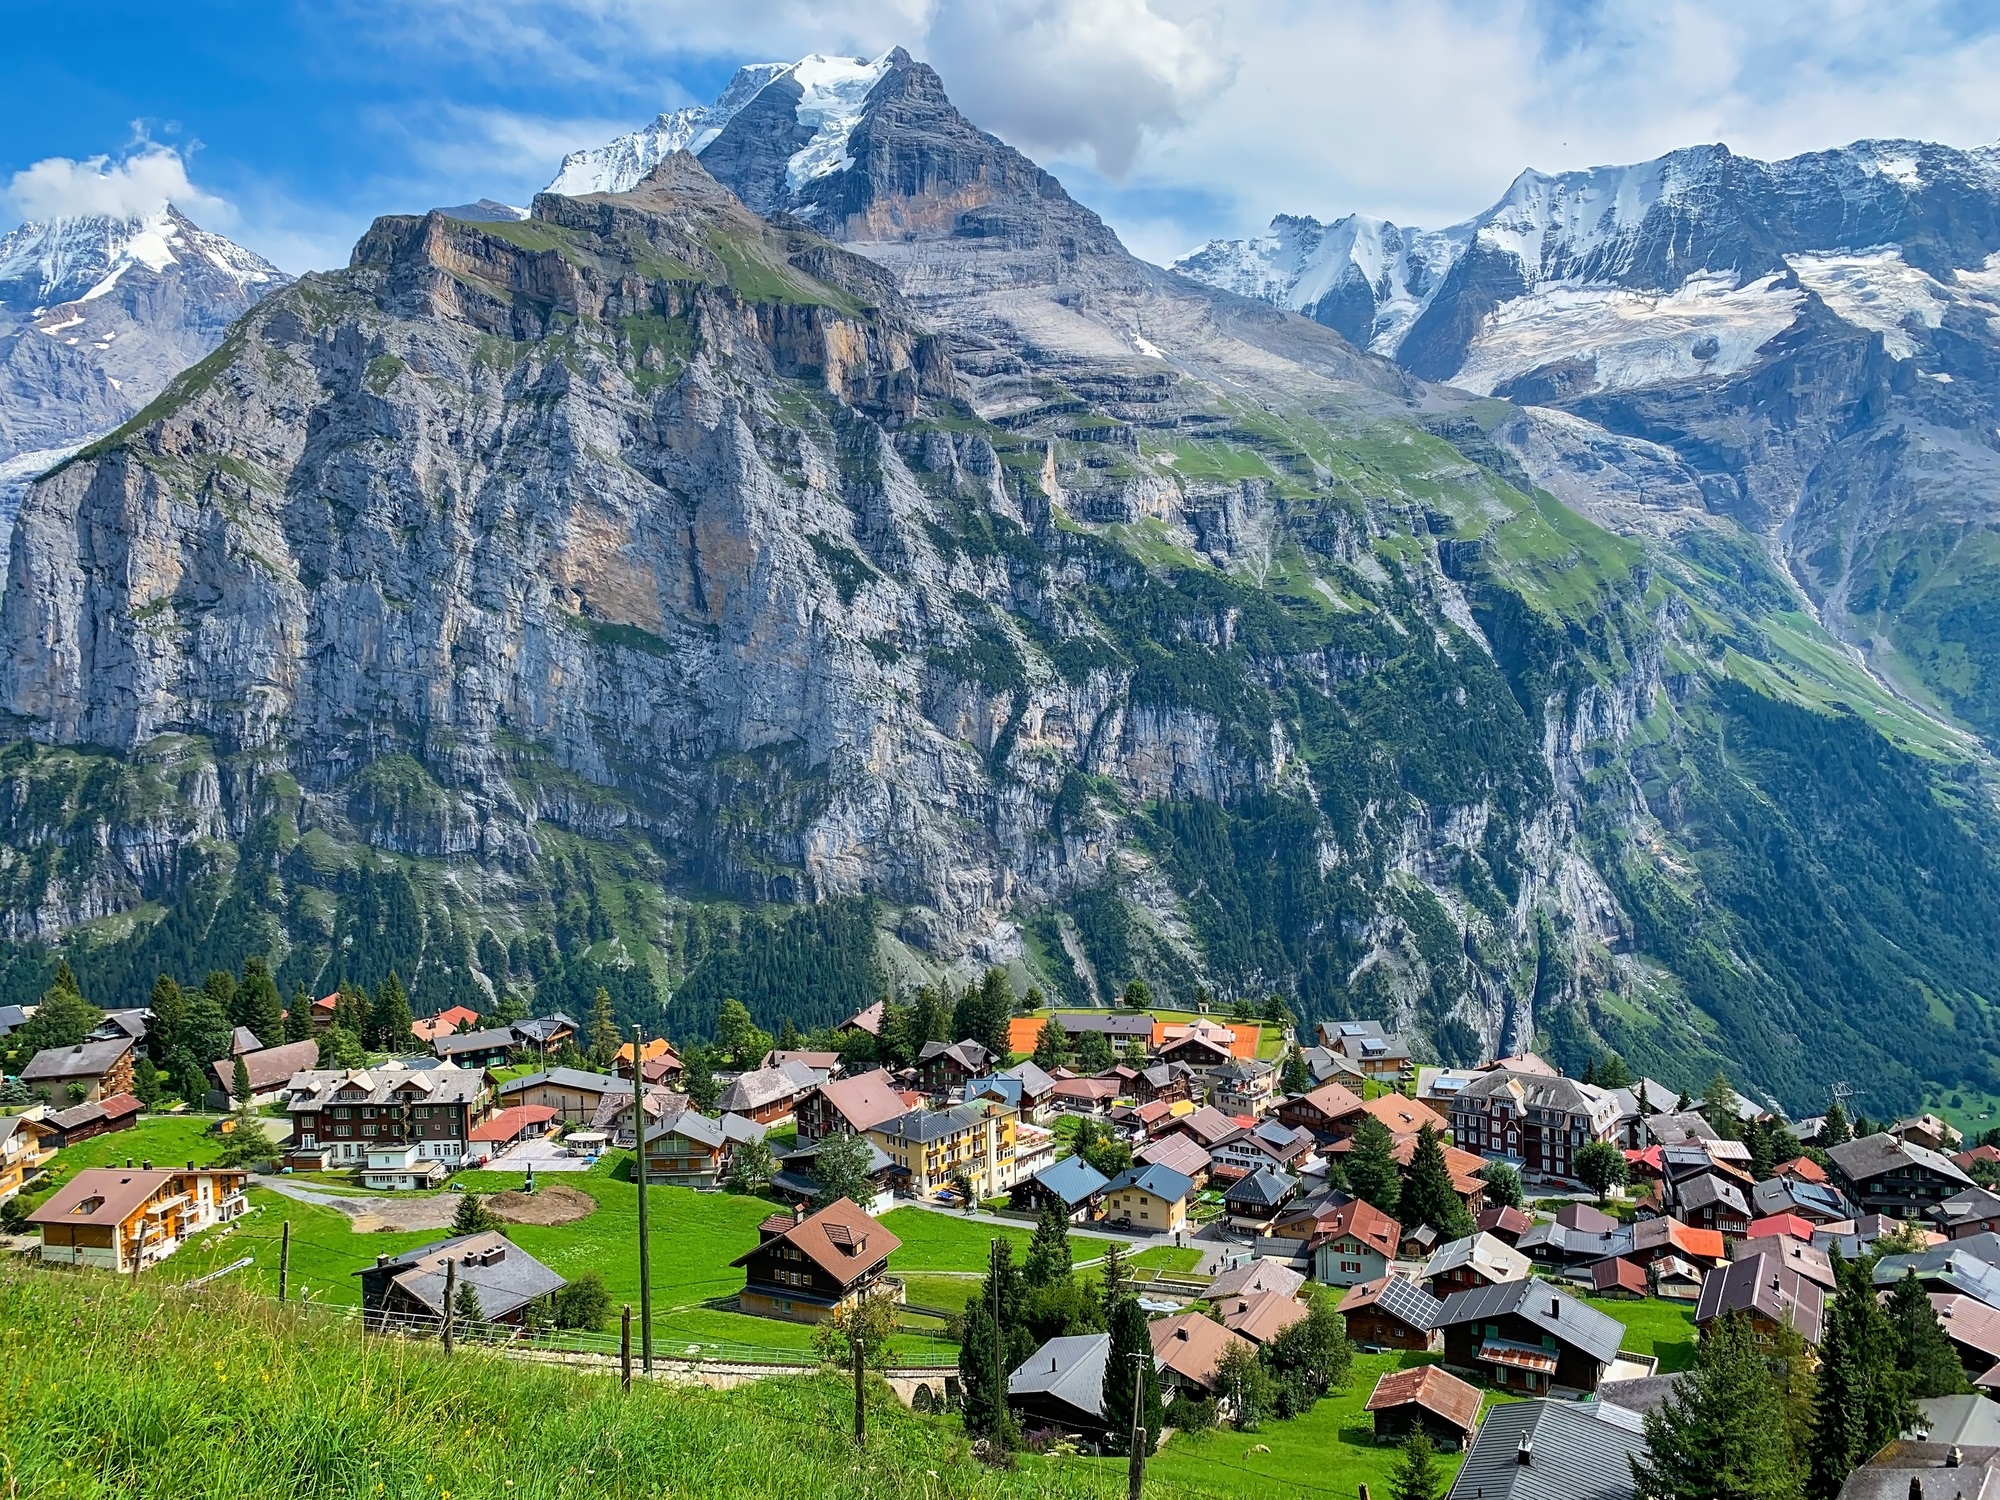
(278, 1220, 291, 1303)
(1127, 1352, 1148, 1500)
(632, 1025, 655, 1373)
(442, 1257, 457, 1355)
(852, 1334, 866, 1449)
(621, 1304, 633, 1392)
(129, 1221, 149, 1288)
(990, 1238, 1004, 1443)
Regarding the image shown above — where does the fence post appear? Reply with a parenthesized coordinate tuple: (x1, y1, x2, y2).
(632, 1025, 654, 1374)
(621, 1304, 633, 1392)
(853, 1333, 866, 1449)
(1127, 1352, 1147, 1500)
(442, 1258, 456, 1355)
(278, 1220, 291, 1303)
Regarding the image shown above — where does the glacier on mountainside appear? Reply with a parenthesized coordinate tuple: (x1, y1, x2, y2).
(544, 62, 791, 196)
(782, 54, 895, 194)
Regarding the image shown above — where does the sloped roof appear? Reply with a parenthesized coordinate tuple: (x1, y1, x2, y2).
(1135, 1133, 1212, 1178)
(1287, 1080, 1365, 1122)
(1365, 1363, 1481, 1433)
(1312, 1196, 1402, 1259)
(1361, 1095, 1448, 1134)
(918, 1039, 992, 1072)
(1033, 1155, 1110, 1208)
(1209, 1258, 1306, 1302)
(1591, 1258, 1647, 1295)
(1001, 1059, 1058, 1097)
(29, 1167, 179, 1226)
(1628, 1216, 1724, 1262)
(1677, 1173, 1750, 1216)
(1829, 1132, 1973, 1189)
(496, 1067, 630, 1098)
(1443, 1398, 1649, 1500)
(1425, 1232, 1532, 1285)
(815, 1068, 910, 1133)
(22, 1038, 133, 1082)
(1224, 1167, 1299, 1211)
(1008, 1333, 1113, 1417)
(840, 1000, 884, 1035)
(1933, 1292, 2000, 1362)
(1149, 1312, 1254, 1390)
(715, 1065, 811, 1114)
(434, 1026, 519, 1057)
(1222, 1290, 1310, 1344)
(468, 1105, 559, 1143)
(731, 1198, 900, 1288)
(1338, 1274, 1445, 1332)
(211, 1039, 319, 1094)
(1105, 1163, 1194, 1205)
(1435, 1278, 1627, 1364)
(1696, 1251, 1825, 1343)
(367, 1230, 565, 1320)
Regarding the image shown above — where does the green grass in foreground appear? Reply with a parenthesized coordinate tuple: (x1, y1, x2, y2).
(0, 1271, 1129, 1500)
(1583, 1293, 1698, 1372)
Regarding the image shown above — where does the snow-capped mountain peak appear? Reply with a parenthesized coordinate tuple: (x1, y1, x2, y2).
(0, 206, 280, 315)
(781, 53, 896, 194)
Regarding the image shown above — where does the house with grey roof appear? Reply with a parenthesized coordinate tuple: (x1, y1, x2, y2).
(1828, 1132, 1975, 1217)
(1013, 1155, 1110, 1220)
(1100, 1163, 1195, 1234)
(357, 1231, 565, 1329)
(1444, 1397, 1649, 1500)
(916, 1040, 992, 1095)
(21, 1038, 135, 1105)
(1873, 1235, 2000, 1310)
(432, 1026, 521, 1069)
(1009, 1333, 1126, 1444)
(1696, 1250, 1825, 1343)
(1223, 1166, 1298, 1228)
(1434, 1279, 1628, 1394)
(714, 1061, 818, 1124)
(771, 1136, 897, 1215)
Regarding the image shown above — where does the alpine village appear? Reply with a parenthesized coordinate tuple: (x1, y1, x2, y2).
(8, 19, 2000, 1500)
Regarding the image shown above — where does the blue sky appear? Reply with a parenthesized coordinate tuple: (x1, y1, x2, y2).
(6, 1, 2000, 272)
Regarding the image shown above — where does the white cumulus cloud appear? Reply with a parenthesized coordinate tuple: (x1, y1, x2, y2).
(7, 143, 228, 226)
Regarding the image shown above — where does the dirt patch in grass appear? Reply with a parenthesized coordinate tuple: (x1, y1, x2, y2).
(487, 1183, 596, 1226)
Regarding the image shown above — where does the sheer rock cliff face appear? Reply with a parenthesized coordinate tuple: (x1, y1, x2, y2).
(6, 62, 2000, 1115)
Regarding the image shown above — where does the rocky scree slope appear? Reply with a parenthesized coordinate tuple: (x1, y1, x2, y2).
(2, 62, 1999, 1114)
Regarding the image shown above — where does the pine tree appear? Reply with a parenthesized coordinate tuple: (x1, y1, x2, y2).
(1632, 1310, 1803, 1500)
(1809, 1253, 1917, 1497)
(1024, 1199, 1073, 1287)
(776, 1016, 801, 1051)
(1281, 1046, 1311, 1095)
(332, 983, 368, 1039)
(236, 958, 286, 1048)
(1401, 1125, 1474, 1238)
(1097, 1242, 1131, 1321)
(451, 1192, 502, 1237)
(1100, 1297, 1163, 1456)
(957, 1287, 1015, 1448)
(1033, 1016, 1069, 1071)
(146, 975, 188, 1065)
(453, 1280, 485, 1328)
(1389, 1432, 1444, 1500)
(231, 1054, 253, 1106)
(1887, 1269, 1968, 1398)
(1702, 1071, 1743, 1139)
(1599, 1053, 1633, 1089)
(586, 987, 619, 1065)
(682, 1048, 718, 1113)
(1345, 1114, 1401, 1217)
(1820, 1101, 1852, 1146)
(978, 968, 1014, 1059)
(284, 982, 313, 1043)
(203, 969, 238, 1019)
(371, 973, 415, 1053)
(808, 1130, 876, 1210)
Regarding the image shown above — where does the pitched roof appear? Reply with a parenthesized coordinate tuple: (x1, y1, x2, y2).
(496, 1067, 631, 1098)
(433, 1026, 519, 1057)
(1695, 1251, 1825, 1343)
(646, 1110, 766, 1151)
(1051, 1077, 1121, 1102)
(1425, 1231, 1532, 1285)
(715, 1065, 811, 1114)
(814, 1069, 910, 1133)
(468, 1105, 560, 1143)
(1434, 1279, 1627, 1364)
(1221, 1290, 1310, 1344)
(1148, 1311, 1254, 1391)
(1032, 1155, 1110, 1208)
(511, 1014, 576, 1045)
(1932, 1292, 2000, 1362)
(1134, 1132, 1212, 1178)
(1000, 1059, 1058, 1097)
(874, 1102, 997, 1144)
(1443, 1398, 1649, 1500)
(1746, 1213, 1816, 1242)
(730, 1198, 899, 1288)
(1554, 1202, 1621, 1234)
(1774, 1155, 1828, 1183)
(1224, 1167, 1299, 1210)
(1105, 1163, 1195, 1205)
(1677, 1173, 1750, 1216)
(1338, 1273, 1446, 1331)
(1361, 1095, 1448, 1134)
(44, 1094, 142, 1132)
(295, 1060, 490, 1108)
(918, 1039, 992, 1072)
(364, 1230, 565, 1320)
(1871, 1239, 2000, 1307)
(1591, 1258, 1648, 1296)
(1478, 1206, 1534, 1238)
(1935, 1187, 2000, 1230)
(1050, 1012, 1154, 1038)
(228, 1026, 263, 1057)
(1628, 1216, 1725, 1262)
(1828, 1131, 1973, 1189)
(1173, 1105, 1244, 1147)
(1365, 1363, 1482, 1433)
(211, 1039, 319, 1094)
(840, 1000, 884, 1035)
(1312, 1197, 1403, 1259)
(1008, 1332, 1113, 1417)
(1287, 1080, 1365, 1123)
(28, 1167, 180, 1226)
(21, 1038, 133, 1082)
(1209, 1258, 1306, 1302)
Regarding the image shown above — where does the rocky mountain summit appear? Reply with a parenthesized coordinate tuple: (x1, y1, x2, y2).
(0, 206, 285, 537)
(3, 54, 1999, 1114)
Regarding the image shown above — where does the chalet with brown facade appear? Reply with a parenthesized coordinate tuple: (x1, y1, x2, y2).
(732, 1198, 902, 1324)
(21, 1039, 135, 1105)
(285, 1060, 487, 1169)
(1274, 1080, 1365, 1143)
(1338, 1274, 1445, 1352)
(1447, 1070, 1623, 1186)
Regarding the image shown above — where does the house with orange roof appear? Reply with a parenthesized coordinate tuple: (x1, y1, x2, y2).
(1360, 1094, 1449, 1136)
(1274, 1080, 1366, 1143)
(1148, 1312, 1257, 1407)
(1365, 1363, 1481, 1448)
(1775, 1155, 1829, 1184)
(1219, 1289, 1309, 1346)
(411, 1006, 484, 1045)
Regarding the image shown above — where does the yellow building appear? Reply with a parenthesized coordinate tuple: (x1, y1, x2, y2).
(868, 1101, 1024, 1199)
(0, 1116, 57, 1200)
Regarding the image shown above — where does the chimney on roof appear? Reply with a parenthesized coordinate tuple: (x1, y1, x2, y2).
(142, 1160, 151, 1171)
(794, 1201, 807, 1225)
(1549, 1298, 1559, 1318)
(1516, 1435, 1533, 1467)
(377, 1254, 390, 1267)
(1949, 1446, 1963, 1468)
(1908, 1479, 1922, 1500)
